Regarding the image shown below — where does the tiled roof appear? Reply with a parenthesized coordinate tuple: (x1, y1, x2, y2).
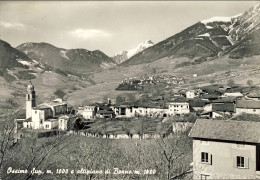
(97, 110, 114, 114)
(188, 99, 209, 107)
(43, 101, 67, 107)
(212, 103, 235, 112)
(247, 92, 260, 98)
(189, 119, 260, 143)
(33, 105, 51, 110)
(236, 100, 260, 109)
(45, 118, 58, 122)
(212, 97, 237, 103)
(223, 92, 243, 97)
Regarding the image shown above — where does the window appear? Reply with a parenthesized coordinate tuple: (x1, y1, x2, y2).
(45, 124, 49, 129)
(237, 156, 244, 167)
(35, 111, 37, 114)
(201, 152, 208, 163)
(253, 109, 256, 112)
(201, 152, 212, 165)
(40, 120, 43, 124)
(233, 156, 249, 168)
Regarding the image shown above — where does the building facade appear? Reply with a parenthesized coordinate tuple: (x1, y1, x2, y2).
(189, 119, 260, 179)
(168, 102, 190, 116)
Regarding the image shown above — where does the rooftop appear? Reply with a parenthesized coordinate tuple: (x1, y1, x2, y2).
(237, 100, 260, 109)
(189, 119, 260, 144)
(97, 110, 114, 114)
(33, 104, 51, 110)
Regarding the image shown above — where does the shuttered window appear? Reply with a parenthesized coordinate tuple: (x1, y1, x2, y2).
(233, 156, 249, 169)
(201, 152, 212, 165)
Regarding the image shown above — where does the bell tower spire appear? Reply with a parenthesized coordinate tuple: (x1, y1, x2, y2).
(26, 80, 36, 119)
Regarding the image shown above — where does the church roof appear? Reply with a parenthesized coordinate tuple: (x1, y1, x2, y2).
(33, 104, 51, 110)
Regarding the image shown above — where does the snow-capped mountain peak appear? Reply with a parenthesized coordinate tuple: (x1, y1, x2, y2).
(113, 40, 154, 64)
(200, 13, 243, 24)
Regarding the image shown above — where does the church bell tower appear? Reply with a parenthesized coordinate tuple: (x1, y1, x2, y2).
(26, 81, 36, 119)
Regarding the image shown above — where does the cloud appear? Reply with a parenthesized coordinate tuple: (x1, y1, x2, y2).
(69, 28, 111, 40)
(0, 21, 26, 29)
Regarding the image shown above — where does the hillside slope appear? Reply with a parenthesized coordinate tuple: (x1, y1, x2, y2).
(17, 42, 116, 74)
(121, 3, 260, 67)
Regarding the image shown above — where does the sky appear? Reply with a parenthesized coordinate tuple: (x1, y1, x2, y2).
(0, 1, 259, 56)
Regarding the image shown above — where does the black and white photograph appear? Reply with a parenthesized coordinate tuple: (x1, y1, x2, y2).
(0, 1, 260, 179)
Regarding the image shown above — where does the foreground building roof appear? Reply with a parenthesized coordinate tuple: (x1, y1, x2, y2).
(236, 100, 260, 109)
(189, 119, 260, 144)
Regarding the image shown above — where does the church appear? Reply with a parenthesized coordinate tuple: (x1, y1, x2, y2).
(22, 82, 69, 130)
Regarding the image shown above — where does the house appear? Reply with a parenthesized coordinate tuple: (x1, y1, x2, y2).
(58, 115, 70, 130)
(114, 105, 135, 118)
(222, 92, 243, 98)
(236, 100, 260, 115)
(246, 92, 260, 101)
(186, 90, 196, 99)
(96, 110, 115, 118)
(168, 102, 190, 116)
(210, 98, 236, 114)
(189, 99, 209, 112)
(189, 119, 260, 179)
(77, 105, 97, 119)
(200, 110, 223, 119)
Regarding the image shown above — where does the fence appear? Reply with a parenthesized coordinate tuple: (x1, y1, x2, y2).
(68, 130, 162, 139)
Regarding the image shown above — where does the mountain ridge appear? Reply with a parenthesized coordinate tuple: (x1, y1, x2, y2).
(121, 3, 260, 67)
(17, 42, 116, 74)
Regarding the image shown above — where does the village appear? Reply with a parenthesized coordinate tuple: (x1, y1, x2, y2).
(116, 74, 185, 91)
(13, 76, 260, 179)
(13, 78, 260, 179)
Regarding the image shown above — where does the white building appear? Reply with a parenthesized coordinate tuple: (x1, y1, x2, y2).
(186, 90, 196, 99)
(222, 92, 243, 98)
(22, 83, 69, 130)
(168, 102, 190, 116)
(78, 105, 97, 119)
(236, 100, 260, 115)
(189, 119, 260, 179)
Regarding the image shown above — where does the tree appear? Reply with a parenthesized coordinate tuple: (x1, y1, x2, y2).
(103, 95, 109, 103)
(54, 89, 66, 99)
(210, 79, 215, 85)
(247, 80, 253, 87)
(0, 112, 71, 180)
(116, 95, 125, 104)
(152, 67, 157, 74)
(227, 79, 234, 87)
(126, 93, 136, 103)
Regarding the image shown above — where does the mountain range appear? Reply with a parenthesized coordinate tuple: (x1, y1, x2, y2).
(0, 3, 260, 82)
(121, 3, 260, 66)
(17, 42, 116, 75)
